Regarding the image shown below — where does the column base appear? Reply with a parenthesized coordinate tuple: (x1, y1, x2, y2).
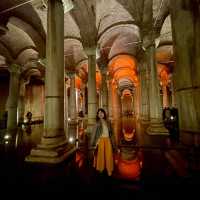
(25, 140, 76, 164)
(141, 120, 150, 125)
(140, 118, 150, 125)
(87, 118, 96, 127)
(146, 120, 169, 135)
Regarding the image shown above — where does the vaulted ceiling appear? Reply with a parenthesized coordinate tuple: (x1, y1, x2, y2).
(0, 0, 173, 80)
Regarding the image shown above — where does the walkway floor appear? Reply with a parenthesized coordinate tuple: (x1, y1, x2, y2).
(0, 119, 199, 198)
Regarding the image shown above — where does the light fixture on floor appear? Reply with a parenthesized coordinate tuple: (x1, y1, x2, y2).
(69, 136, 74, 143)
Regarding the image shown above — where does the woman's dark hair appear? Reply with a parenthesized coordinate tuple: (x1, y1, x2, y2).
(96, 108, 107, 121)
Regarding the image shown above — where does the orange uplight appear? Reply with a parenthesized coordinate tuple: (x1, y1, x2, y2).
(96, 70, 102, 90)
(75, 76, 82, 90)
(75, 151, 84, 168)
(108, 55, 137, 72)
(115, 69, 136, 82)
(117, 157, 141, 180)
(77, 62, 88, 82)
(122, 89, 131, 96)
(122, 127, 136, 141)
(157, 63, 169, 86)
(108, 55, 138, 86)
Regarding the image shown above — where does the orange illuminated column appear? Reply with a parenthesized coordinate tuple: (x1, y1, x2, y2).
(161, 71, 169, 108)
(111, 80, 122, 120)
(159, 65, 170, 108)
(108, 78, 113, 119)
(99, 69, 108, 113)
(96, 70, 102, 108)
(75, 75, 82, 113)
(108, 55, 138, 119)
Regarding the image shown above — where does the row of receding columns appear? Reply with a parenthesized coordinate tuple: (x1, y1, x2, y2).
(6, 0, 174, 164)
(25, 1, 109, 162)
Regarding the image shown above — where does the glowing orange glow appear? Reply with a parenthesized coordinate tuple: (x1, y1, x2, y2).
(75, 76, 82, 89)
(156, 47, 173, 62)
(108, 55, 137, 72)
(108, 55, 138, 86)
(117, 157, 141, 180)
(77, 62, 102, 89)
(77, 62, 88, 81)
(115, 69, 137, 82)
(122, 89, 131, 96)
(157, 63, 169, 86)
(75, 151, 84, 168)
(96, 70, 102, 90)
(123, 132, 134, 141)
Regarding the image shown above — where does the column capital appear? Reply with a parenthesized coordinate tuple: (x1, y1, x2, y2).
(8, 64, 21, 74)
(84, 46, 96, 56)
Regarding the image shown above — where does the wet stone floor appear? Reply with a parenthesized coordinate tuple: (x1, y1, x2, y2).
(0, 119, 199, 199)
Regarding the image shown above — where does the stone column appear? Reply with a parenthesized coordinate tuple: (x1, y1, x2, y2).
(170, 77, 176, 107)
(108, 77, 113, 120)
(64, 76, 69, 138)
(68, 73, 77, 124)
(18, 78, 30, 124)
(26, 0, 73, 164)
(6, 64, 21, 135)
(134, 86, 140, 120)
(139, 60, 150, 124)
(100, 69, 108, 114)
(162, 84, 169, 108)
(170, 0, 200, 144)
(85, 47, 97, 126)
(146, 44, 168, 135)
(112, 81, 122, 121)
(81, 85, 86, 116)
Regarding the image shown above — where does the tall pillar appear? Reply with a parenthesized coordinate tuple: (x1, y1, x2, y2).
(108, 77, 113, 120)
(26, 0, 73, 164)
(112, 81, 122, 121)
(81, 85, 86, 116)
(162, 84, 169, 108)
(134, 86, 140, 120)
(6, 64, 21, 135)
(68, 73, 77, 123)
(170, 76, 176, 107)
(139, 60, 150, 124)
(64, 76, 70, 138)
(18, 78, 30, 123)
(100, 69, 108, 114)
(146, 44, 168, 135)
(170, 0, 200, 144)
(85, 47, 97, 126)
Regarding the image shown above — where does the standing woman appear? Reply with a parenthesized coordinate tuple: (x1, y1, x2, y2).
(90, 108, 116, 176)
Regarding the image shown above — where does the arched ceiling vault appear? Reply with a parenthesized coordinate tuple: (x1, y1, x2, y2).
(0, 0, 172, 83)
